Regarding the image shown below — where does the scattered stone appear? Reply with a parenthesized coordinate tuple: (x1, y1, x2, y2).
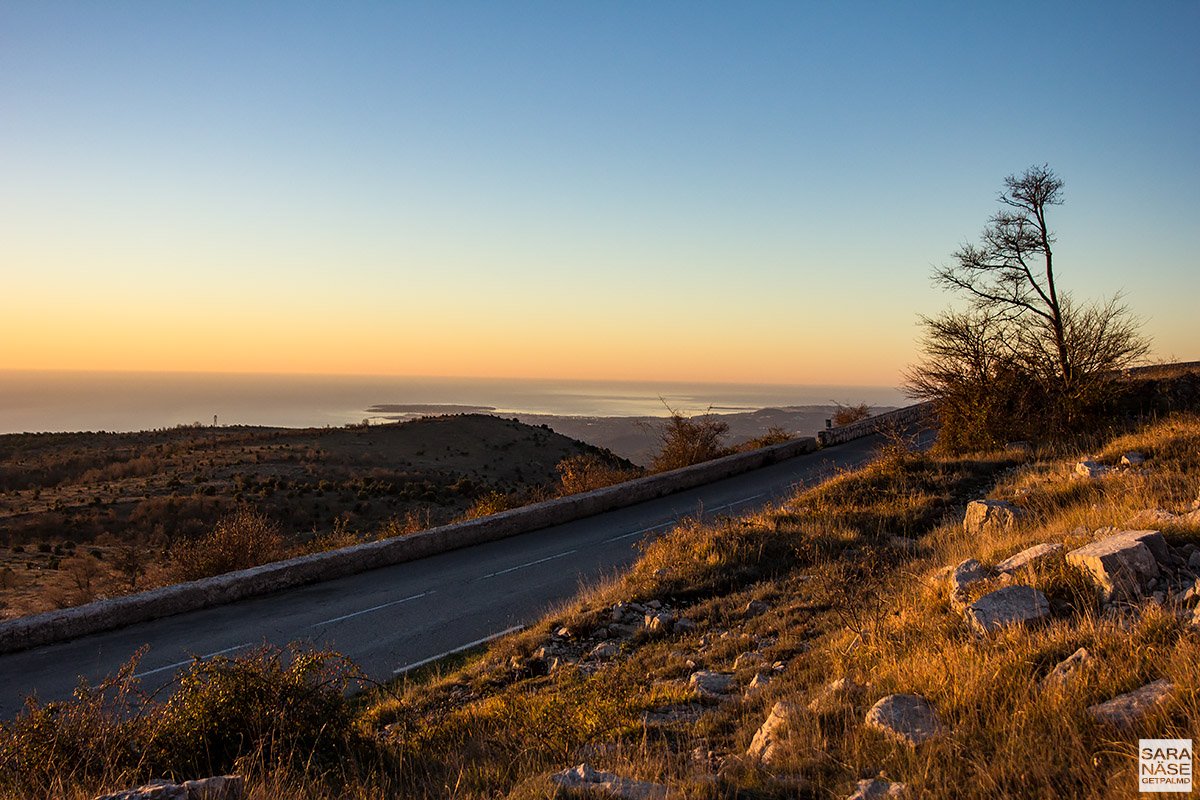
(555, 626, 574, 638)
(963, 500, 1026, 536)
(675, 617, 698, 633)
(1087, 680, 1174, 728)
(647, 599, 662, 610)
(1067, 531, 1163, 601)
(747, 673, 771, 692)
(733, 651, 763, 670)
(995, 543, 1065, 574)
(950, 558, 990, 594)
(644, 612, 675, 633)
(807, 677, 866, 715)
(92, 776, 245, 800)
(744, 600, 770, 618)
(1179, 578, 1200, 606)
(1043, 647, 1094, 687)
(1190, 551, 1200, 572)
(1121, 451, 1146, 466)
(588, 642, 619, 660)
(1075, 460, 1110, 479)
(864, 694, 945, 745)
(1128, 509, 1179, 528)
(949, 558, 991, 609)
(550, 764, 669, 800)
(965, 585, 1051, 635)
(747, 701, 795, 765)
(689, 670, 735, 697)
(532, 646, 553, 660)
(848, 779, 908, 799)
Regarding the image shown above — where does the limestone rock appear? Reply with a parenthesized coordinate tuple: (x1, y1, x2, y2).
(1121, 451, 1146, 466)
(675, 617, 698, 633)
(743, 600, 770, 618)
(689, 670, 735, 697)
(747, 673, 771, 692)
(1076, 460, 1110, 479)
(92, 776, 245, 800)
(1043, 647, 1094, 687)
(1087, 680, 1174, 728)
(848, 779, 908, 799)
(965, 585, 1050, 635)
(949, 558, 989, 594)
(747, 701, 795, 765)
(1127, 509, 1179, 528)
(182, 777, 246, 800)
(948, 558, 990, 609)
(550, 764, 669, 800)
(1190, 551, 1200, 572)
(865, 694, 945, 745)
(963, 500, 1025, 535)
(807, 677, 866, 715)
(644, 612, 675, 633)
(589, 642, 619, 660)
(995, 543, 1064, 574)
(1067, 531, 1162, 601)
(733, 651, 763, 670)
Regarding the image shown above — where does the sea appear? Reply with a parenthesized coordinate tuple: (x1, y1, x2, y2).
(0, 370, 908, 435)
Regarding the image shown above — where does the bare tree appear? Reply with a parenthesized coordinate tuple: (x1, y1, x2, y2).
(909, 165, 1149, 447)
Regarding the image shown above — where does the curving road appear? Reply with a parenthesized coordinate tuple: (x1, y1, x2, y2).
(0, 432, 919, 717)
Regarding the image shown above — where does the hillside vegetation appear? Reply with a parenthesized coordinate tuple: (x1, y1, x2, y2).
(5, 408, 1199, 798)
(0, 415, 634, 618)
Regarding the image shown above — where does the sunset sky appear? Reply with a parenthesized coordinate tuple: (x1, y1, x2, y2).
(2, 2, 1197, 387)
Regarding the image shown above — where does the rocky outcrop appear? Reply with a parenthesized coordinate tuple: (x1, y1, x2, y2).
(747, 701, 795, 765)
(1042, 647, 1094, 688)
(963, 500, 1025, 536)
(1087, 680, 1174, 728)
(91, 776, 245, 800)
(689, 670, 735, 697)
(848, 779, 907, 799)
(550, 764, 669, 800)
(995, 543, 1064, 574)
(965, 586, 1050, 635)
(1067, 531, 1164, 601)
(864, 694, 945, 745)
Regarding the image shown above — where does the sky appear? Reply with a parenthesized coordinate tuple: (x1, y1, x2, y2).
(2, 1, 1197, 388)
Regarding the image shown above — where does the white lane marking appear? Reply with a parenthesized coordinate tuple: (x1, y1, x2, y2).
(604, 520, 675, 542)
(309, 592, 430, 628)
(708, 492, 768, 513)
(131, 642, 254, 679)
(478, 550, 577, 580)
(393, 625, 525, 675)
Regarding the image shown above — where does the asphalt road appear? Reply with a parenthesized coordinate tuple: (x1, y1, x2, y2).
(0, 432, 915, 717)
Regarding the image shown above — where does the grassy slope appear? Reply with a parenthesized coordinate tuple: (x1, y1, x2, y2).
(4, 414, 1199, 798)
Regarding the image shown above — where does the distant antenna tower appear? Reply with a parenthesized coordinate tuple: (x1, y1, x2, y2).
(213, 414, 218, 427)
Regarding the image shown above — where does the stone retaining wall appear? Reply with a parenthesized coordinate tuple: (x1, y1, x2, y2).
(816, 401, 936, 447)
(0, 436, 817, 654)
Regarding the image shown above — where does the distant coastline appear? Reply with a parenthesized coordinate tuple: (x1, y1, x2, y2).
(0, 370, 907, 436)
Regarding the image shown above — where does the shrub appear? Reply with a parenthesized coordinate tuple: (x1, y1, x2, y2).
(832, 402, 871, 426)
(555, 453, 641, 495)
(170, 506, 283, 581)
(649, 410, 730, 473)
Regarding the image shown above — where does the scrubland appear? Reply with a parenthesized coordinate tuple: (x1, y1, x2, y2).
(4, 409, 1198, 798)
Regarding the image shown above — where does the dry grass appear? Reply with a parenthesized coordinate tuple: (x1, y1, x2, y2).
(6, 413, 1200, 798)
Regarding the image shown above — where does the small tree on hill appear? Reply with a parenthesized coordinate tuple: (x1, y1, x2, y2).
(907, 165, 1149, 448)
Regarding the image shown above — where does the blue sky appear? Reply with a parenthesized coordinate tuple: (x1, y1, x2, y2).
(2, 1, 1197, 385)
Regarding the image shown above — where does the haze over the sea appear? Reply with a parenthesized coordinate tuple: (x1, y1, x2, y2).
(0, 370, 906, 435)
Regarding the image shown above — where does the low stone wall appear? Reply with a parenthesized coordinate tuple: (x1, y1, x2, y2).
(816, 402, 936, 447)
(0, 436, 816, 654)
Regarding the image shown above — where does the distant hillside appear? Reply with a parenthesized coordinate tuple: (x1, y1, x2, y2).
(515, 405, 890, 466)
(0, 414, 631, 618)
